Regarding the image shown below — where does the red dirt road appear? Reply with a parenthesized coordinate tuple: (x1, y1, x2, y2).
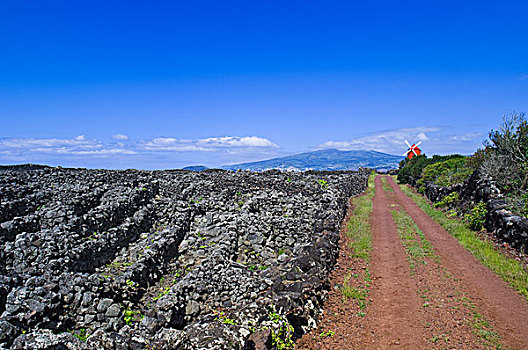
(359, 176, 425, 348)
(387, 176, 528, 348)
(298, 176, 528, 349)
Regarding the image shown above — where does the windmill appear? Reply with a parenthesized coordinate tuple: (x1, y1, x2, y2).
(403, 140, 422, 159)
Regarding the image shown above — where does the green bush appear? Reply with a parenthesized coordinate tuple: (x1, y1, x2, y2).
(466, 148, 490, 170)
(479, 112, 528, 217)
(398, 154, 471, 187)
(519, 194, 528, 218)
(397, 155, 431, 185)
(464, 202, 487, 230)
(418, 156, 472, 190)
(434, 192, 460, 208)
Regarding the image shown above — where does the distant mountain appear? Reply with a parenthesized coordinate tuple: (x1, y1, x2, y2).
(222, 149, 403, 171)
(182, 165, 209, 171)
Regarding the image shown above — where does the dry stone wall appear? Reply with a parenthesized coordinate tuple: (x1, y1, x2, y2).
(421, 171, 528, 254)
(0, 166, 368, 349)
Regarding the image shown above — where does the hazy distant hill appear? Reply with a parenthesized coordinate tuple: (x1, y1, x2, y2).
(182, 165, 209, 171)
(222, 149, 403, 171)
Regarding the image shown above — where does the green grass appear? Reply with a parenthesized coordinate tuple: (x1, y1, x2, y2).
(346, 172, 375, 260)
(392, 189, 504, 347)
(470, 311, 502, 346)
(340, 172, 375, 307)
(381, 175, 393, 192)
(341, 274, 368, 302)
(391, 209, 436, 272)
(398, 183, 528, 301)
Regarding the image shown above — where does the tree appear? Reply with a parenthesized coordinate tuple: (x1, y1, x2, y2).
(481, 112, 528, 195)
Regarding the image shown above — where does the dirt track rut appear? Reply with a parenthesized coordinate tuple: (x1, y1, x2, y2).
(360, 176, 425, 348)
(387, 176, 528, 348)
(298, 175, 528, 349)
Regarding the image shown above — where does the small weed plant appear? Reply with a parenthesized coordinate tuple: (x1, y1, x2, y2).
(268, 310, 295, 350)
(214, 310, 237, 326)
(123, 309, 142, 326)
(341, 274, 368, 302)
(191, 197, 204, 204)
(434, 192, 459, 208)
(319, 330, 335, 338)
(153, 287, 170, 301)
(71, 328, 88, 342)
(247, 264, 269, 272)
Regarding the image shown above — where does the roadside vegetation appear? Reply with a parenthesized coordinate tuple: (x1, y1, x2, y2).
(398, 112, 527, 218)
(479, 112, 528, 217)
(391, 209, 436, 273)
(395, 112, 528, 300)
(416, 156, 473, 192)
(381, 175, 393, 192)
(341, 172, 375, 315)
(397, 154, 470, 188)
(346, 172, 374, 260)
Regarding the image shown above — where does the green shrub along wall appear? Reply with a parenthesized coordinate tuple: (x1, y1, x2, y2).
(406, 170, 528, 254)
(396, 113, 528, 253)
(417, 157, 473, 191)
(397, 154, 470, 187)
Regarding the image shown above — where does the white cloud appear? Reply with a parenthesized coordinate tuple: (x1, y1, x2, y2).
(32, 148, 136, 155)
(140, 136, 278, 152)
(198, 136, 278, 148)
(317, 126, 485, 156)
(448, 132, 482, 142)
(417, 132, 429, 142)
(111, 134, 129, 141)
(0, 136, 101, 150)
(0, 136, 135, 157)
(519, 74, 528, 81)
(141, 138, 210, 152)
(317, 127, 440, 154)
(0, 134, 279, 161)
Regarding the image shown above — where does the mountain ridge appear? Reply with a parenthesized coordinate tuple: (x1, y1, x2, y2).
(220, 148, 403, 171)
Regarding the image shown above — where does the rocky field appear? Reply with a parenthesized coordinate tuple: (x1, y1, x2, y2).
(0, 166, 368, 349)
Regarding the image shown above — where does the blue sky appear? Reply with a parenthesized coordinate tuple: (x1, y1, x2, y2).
(1, 0, 527, 169)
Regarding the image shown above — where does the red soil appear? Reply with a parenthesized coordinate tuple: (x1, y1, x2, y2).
(297, 176, 528, 350)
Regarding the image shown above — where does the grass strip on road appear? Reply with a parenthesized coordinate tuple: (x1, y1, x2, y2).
(398, 182, 528, 301)
(391, 202, 503, 348)
(391, 209, 436, 273)
(346, 172, 374, 261)
(341, 172, 375, 313)
(381, 175, 393, 193)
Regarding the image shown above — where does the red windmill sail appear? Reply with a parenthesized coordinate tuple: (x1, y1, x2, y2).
(403, 140, 422, 160)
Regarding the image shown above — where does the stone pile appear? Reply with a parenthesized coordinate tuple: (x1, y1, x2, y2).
(0, 166, 368, 349)
(421, 171, 528, 254)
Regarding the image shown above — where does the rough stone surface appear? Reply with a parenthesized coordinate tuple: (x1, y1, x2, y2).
(420, 170, 528, 253)
(0, 166, 368, 349)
